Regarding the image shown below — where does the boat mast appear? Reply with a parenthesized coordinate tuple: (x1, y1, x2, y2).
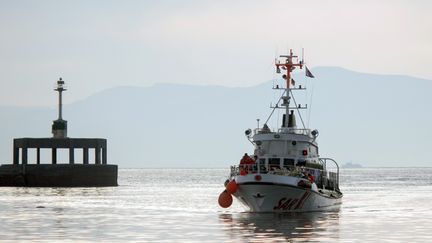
(275, 49, 303, 127)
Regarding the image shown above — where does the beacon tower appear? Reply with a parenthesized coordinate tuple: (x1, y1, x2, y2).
(52, 77, 67, 138)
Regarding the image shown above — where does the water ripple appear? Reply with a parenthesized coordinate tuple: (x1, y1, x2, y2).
(0, 168, 431, 241)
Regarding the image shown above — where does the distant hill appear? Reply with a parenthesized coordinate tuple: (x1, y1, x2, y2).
(1, 67, 431, 167)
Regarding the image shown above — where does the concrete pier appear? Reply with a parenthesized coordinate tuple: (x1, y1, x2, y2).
(0, 137, 117, 187)
(0, 78, 118, 187)
(0, 164, 117, 187)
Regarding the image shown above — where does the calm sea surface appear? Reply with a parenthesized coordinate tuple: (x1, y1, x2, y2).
(0, 168, 431, 242)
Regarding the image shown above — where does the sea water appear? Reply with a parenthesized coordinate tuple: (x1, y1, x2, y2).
(0, 168, 431, 242)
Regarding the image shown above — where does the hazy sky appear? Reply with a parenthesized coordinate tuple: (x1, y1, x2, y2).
(1, 0, 431, 106)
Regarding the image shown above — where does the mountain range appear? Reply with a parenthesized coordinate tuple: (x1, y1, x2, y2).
(1, 67, 431, 167)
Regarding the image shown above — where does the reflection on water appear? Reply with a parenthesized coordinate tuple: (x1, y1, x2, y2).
(220, 212, 340, 242)
(0, 186, 118, 241)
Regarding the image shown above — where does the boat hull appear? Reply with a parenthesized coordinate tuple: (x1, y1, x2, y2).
(233, 176, 342, 212)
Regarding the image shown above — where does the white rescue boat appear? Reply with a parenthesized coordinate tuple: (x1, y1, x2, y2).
(218, 50, 343, 212)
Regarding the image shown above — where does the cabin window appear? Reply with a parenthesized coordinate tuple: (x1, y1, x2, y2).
(283, 158, 295, 168)
(296, 159, 306, 167)
(268, 158, 281, 170)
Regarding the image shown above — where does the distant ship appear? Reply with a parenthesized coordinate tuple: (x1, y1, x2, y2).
(342, 162, 363, 168)
(218, 50, 343, 212)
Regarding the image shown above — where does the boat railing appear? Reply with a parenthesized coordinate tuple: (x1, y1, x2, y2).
(253, 128, 311, 136)
(319, 158, 340, 190)
(230, 164, 298, 178)
(230, 162, 340, 191)
(278, 128, 311, 136)
(253, 128, 272, 134)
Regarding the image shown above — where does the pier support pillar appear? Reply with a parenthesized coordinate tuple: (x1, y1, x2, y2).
(13, 147, 19, 165)
(36, 148, 40, 164)
(22, 148, 28, 165)
(52, 148, 57, 164)
(83, 148, 89, 164)
(102, 147, 107, 165)
(95, 147, 101, 165)
(69, 148, 74, 164)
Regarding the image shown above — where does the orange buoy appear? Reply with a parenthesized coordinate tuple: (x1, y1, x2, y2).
(218, 190, 233, 208)
(226, 180, 238, 194)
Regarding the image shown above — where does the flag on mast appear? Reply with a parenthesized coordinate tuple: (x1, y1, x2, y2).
(305, 66, 315, 78)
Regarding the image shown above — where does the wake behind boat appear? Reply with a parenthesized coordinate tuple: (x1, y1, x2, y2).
(218, 50, 342, 212)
